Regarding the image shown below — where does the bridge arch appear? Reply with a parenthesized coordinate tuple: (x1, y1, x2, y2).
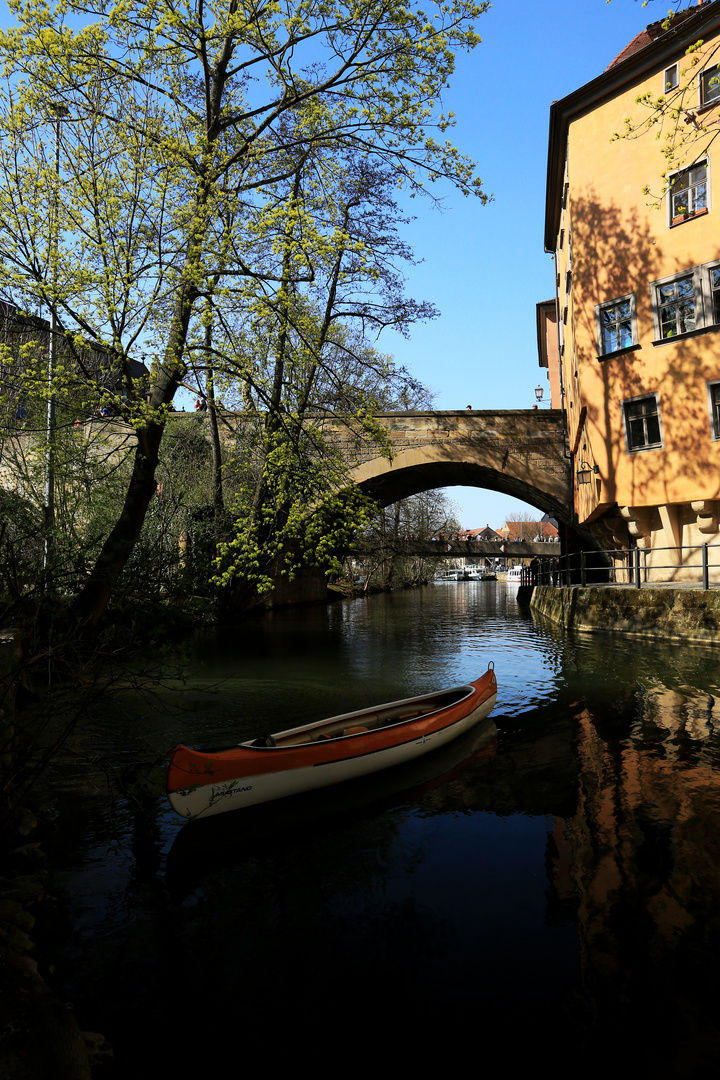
(351, 453, 570, 521)
(337, 410, 572, 523)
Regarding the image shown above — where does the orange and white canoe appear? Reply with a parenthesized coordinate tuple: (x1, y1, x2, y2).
(167, 665, 497, 820)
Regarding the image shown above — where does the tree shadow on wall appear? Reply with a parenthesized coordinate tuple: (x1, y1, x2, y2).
(570, 190, 720, 518)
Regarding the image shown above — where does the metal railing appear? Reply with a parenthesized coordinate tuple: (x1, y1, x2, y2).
(512, 542, 720, 590)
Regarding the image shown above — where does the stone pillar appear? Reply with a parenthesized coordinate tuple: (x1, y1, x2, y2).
(692, 500, 718, 534)
(619, 505, 652, 549)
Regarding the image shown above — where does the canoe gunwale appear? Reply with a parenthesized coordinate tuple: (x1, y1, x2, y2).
(241, 683, 476, 749)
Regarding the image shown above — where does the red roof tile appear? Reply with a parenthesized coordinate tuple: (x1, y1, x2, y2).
(606, 5, 704, 71)
(501, 521, 559, 542)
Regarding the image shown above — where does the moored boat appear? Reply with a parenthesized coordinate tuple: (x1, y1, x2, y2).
(167, 665, 498, 820)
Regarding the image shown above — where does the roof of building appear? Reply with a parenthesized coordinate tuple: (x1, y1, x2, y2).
(605, 8, 700, 70)
(462, 526, 503, 539)
(544, 0, 720, 250)
(501, 520, 559, 541)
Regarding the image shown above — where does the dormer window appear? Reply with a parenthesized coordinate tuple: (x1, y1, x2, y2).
(669, 161, 707, 224)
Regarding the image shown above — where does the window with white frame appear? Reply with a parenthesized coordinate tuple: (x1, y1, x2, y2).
(657, 272, 697, 337)
(669, 161, 707, 223)
(665, 63, 678, 92)
(707, 263, 720, 325)
(650, 261, 720, 342)
(707, 382, 720, 441)
(623, 395, 663, 452)
(595, 293, 637, 355)
(651, 267, 698, 341)
(700, 62, 720, 107)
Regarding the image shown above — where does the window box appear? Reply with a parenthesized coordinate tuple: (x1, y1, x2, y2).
(622, 394, 663, 453)
(671, 207, 708, 227)
(595, 292, 637, 357)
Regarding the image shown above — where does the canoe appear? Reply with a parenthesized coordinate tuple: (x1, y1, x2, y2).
(166, 664, 497, 820)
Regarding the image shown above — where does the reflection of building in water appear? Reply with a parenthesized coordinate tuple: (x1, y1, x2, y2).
(540, 2, 720, 582)
(550, 694, 720, 1065)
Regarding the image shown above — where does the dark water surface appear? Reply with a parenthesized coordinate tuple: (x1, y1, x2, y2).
(47, 584, 720, 1075)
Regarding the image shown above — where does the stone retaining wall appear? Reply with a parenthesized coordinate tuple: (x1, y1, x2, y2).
(529, 585, 720, 646)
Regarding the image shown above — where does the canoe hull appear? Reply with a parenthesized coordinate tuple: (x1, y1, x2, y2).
(167, 669, 497, 821)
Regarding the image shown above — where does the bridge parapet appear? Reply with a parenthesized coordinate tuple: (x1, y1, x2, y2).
(317, 409, 565, 464)
(352, 539, 561, 558)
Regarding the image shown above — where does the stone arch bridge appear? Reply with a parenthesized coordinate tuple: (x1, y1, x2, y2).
(1, 408, 572, 520)
(320, 409, 571, 523)
(0, 407, 577, 605)
(1, 408, 572, 523)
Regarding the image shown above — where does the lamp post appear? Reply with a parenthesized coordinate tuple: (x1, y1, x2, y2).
(43, 103, 69, 582)
(534, 384, 549, 406)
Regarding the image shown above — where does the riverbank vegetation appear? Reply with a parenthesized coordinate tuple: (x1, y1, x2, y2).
(351, 490, 462, 590)
(0, 4, 490, 1065)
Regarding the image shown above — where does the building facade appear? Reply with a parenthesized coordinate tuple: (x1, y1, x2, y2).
(543, 1, 720, 579)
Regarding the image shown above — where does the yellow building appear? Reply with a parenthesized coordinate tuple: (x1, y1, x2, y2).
(544, 1, 720, 579)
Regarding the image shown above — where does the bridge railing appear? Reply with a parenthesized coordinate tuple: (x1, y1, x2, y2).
(525, 543, 720, 590)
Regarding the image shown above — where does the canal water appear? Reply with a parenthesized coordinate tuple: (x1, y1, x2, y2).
(46, 582, 720, 1076)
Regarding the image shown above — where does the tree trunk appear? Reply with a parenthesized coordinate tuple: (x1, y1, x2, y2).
(204, 301, 225, 526)
(71, 430, 162, 626)
(72, 279, 198, 627)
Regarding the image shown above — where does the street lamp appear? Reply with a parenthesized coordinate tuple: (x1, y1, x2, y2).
(43, 103, 69, 582)
(576, 460, 600, 485)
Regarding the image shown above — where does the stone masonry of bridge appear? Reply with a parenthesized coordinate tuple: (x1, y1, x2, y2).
(319, 410, 571, 522)
(1, 409, 571, 523)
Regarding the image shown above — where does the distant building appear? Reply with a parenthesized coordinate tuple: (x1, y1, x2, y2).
(0, 301, 149, 422)
(536, 299, 562, 409)
(500, 520, 559, 544)
(461, 525, 504, 542)
(542, 1, 720, 579)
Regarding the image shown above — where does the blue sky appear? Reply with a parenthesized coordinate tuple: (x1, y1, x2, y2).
(380, 0, 661, 528)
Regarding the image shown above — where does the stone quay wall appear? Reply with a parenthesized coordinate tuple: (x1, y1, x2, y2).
(529, 585, 720, 646)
